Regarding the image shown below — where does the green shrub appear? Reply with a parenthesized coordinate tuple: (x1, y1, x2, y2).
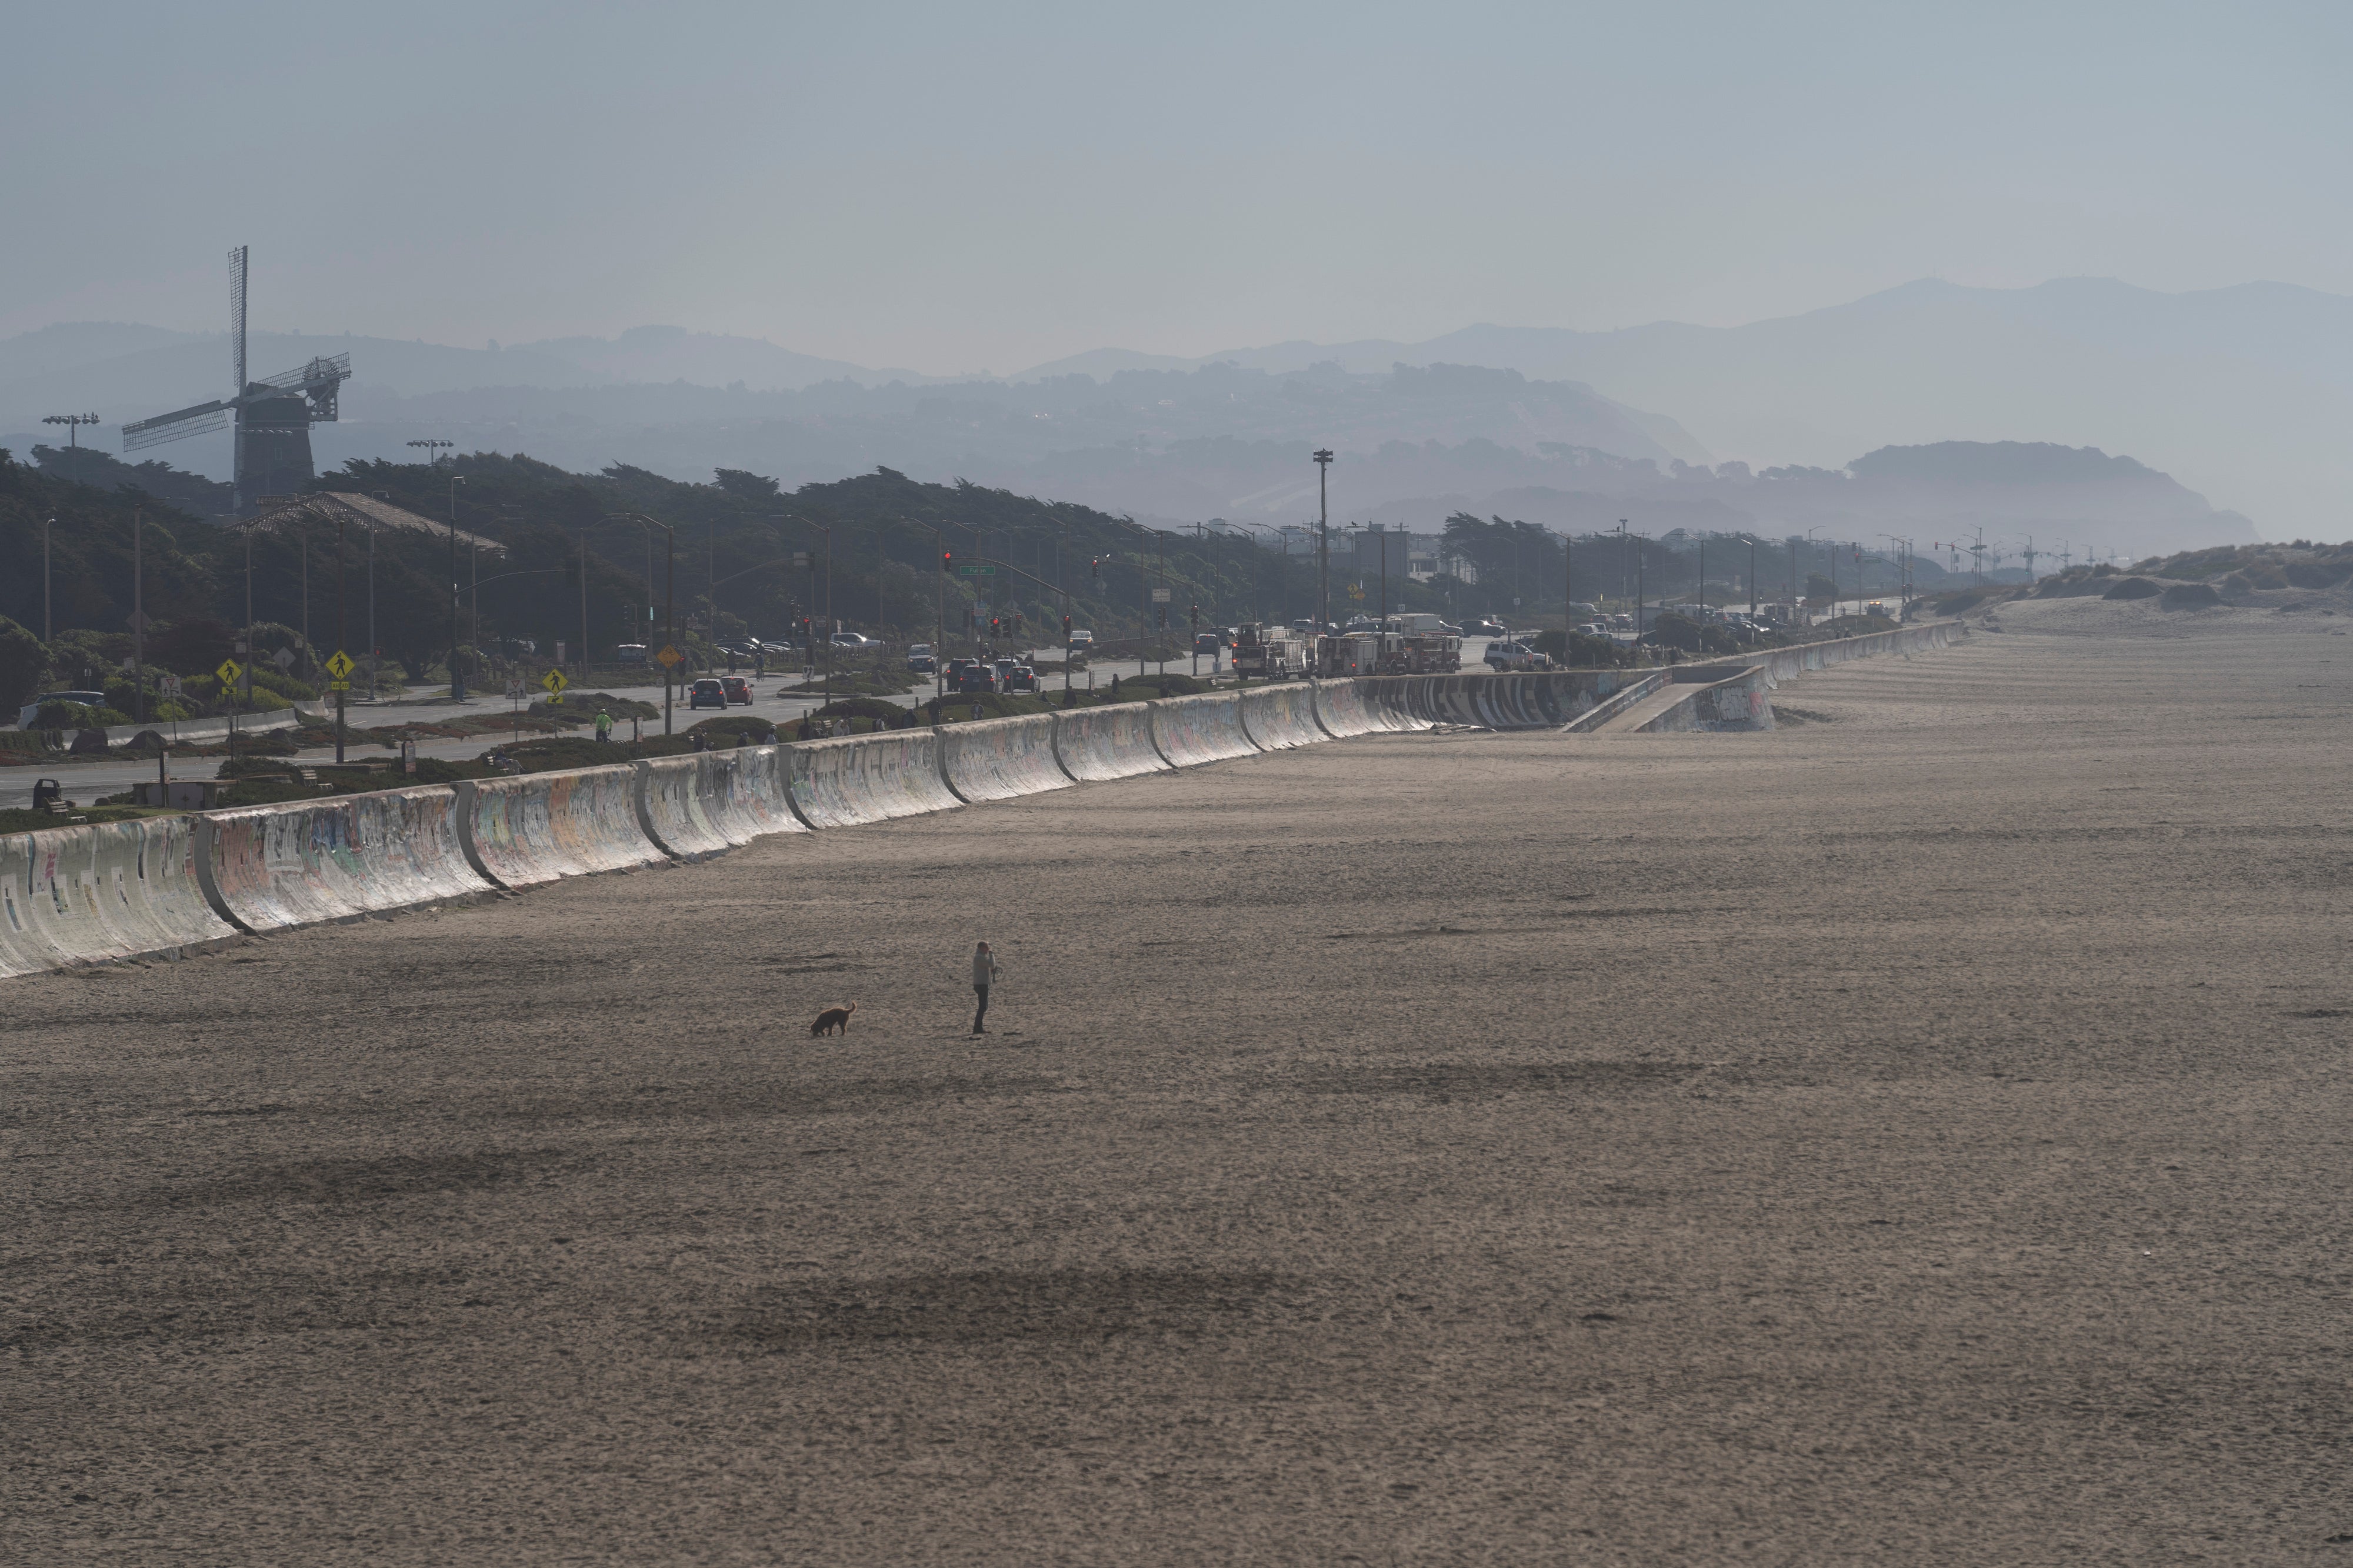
(1534, 629, 1633, 668)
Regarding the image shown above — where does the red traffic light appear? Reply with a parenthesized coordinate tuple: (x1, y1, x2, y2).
(942, 549, 953, 572)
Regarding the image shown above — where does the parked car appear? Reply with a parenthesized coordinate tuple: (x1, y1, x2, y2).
(689, 678, 728, 709)
(721, 676, 754, 705)
(955, 663, 999, 694)
(830, 630, 879, 649)
(16, 690, 109, 729)
(907, 642, 936, 673)
(1484, 640, 1552, 671)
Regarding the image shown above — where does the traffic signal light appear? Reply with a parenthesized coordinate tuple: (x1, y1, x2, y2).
(990, 616, 1001, 635)
(1090, 557, 1099, 579)
(942, 549, 953, 573)
(1061, 613, 1071, 639)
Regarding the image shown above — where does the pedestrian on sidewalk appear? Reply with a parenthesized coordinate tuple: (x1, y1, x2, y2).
(971, 940, 999, 1035)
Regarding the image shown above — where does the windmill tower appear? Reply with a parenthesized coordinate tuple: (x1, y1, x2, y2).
(120, 246, 352, 515)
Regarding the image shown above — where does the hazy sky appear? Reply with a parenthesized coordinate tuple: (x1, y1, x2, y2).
(6, 1, 2350, 373)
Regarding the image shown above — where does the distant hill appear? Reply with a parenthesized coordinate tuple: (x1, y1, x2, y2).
(1017, 278, 2348, 536)
(506, 325, 944, 391)
(1354, 441, 2252, 563)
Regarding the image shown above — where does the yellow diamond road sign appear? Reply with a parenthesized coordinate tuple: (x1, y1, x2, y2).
(216, 658, 244, 686)
(655, 645, 684, 668)
(325, 649, 355, 680)
(540, 668, 569, 695)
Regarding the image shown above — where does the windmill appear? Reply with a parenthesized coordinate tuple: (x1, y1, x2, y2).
(119, 246, 351, 515)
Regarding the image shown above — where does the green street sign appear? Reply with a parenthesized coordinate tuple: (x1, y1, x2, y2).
(957, 564, 995, 576)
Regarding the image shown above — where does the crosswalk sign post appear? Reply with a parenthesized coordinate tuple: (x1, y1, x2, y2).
(216, 659, 244, 760)
(540, 667, 569, 700)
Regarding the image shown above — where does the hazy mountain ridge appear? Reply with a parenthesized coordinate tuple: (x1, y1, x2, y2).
(1349, 440, 2251, 562)
(0, 275, 2319, 546)
(1018, 278, 2350, 534)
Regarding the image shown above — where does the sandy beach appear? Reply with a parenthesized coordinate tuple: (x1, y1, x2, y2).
(8, 599, 2353, 1564)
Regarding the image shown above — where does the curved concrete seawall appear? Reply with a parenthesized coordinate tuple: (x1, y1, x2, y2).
(1757, 620, 1963, 678)
(634, 749, 807, 860)
(713, 746, 808, 840)
(1149, 692, 1259, 768)
(1237, 683, 1329, 749)
(786, 730, 962, 828)
(455, 765, 666, 890)
(635, 755, 734, 861)
(0, 816, 236, 977)
(0, 620, 1972, 980)
(941, 714, 1074, 802)
(1052, 703, 1171, 780)
(195, 786, 492, 935)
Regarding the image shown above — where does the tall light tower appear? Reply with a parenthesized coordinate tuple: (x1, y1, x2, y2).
(41, 412, 102, 451)
(1313, 448, 1334, 633)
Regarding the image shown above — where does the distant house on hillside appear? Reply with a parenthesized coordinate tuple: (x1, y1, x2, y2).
(1348, 525, 1450, 582)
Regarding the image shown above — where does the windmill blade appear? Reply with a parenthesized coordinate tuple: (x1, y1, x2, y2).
(230, 245, 246, 392)
(122, 399, 232, 450)
(257, 352, 351, 392)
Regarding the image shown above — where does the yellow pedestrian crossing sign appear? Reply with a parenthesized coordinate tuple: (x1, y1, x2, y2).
(540, 668, 569, 696)
(325, 649, 355, 680)
(216, 658, 244, 686)
(655, 644, 684, 668)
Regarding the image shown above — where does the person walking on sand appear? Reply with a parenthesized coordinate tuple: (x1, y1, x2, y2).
(971, 940, 999, 1035)
(594, 708, 614, 743)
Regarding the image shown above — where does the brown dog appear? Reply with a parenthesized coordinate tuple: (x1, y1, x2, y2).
(809, 1002, 858, 1037)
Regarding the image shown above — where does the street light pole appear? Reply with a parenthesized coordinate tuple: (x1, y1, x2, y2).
(1314, 449, 1333, 637)
(579, 526, 591, 683)
(131, 507, 145, 726)
(335, 514, 347, 765)
(448, 475, 466, 698)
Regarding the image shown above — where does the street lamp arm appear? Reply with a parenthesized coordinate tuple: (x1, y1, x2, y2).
(468, 567, 573, 591)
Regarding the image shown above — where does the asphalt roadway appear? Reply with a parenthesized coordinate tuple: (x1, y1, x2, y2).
(8, 598, 2353, 1562)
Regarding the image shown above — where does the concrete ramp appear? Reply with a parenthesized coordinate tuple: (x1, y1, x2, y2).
(941, 714, 1074, 802)
(1590, 681, 1704, 733)
(1150, 692, 1259, 767)
(0, 817, 238, 976)
(455, 765, 666, 890)
(196, 786, 492, 934)
(1053, 703, 1171, 780)
(786, 729, 962, 828)
(1238, 683, 1328, 749)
